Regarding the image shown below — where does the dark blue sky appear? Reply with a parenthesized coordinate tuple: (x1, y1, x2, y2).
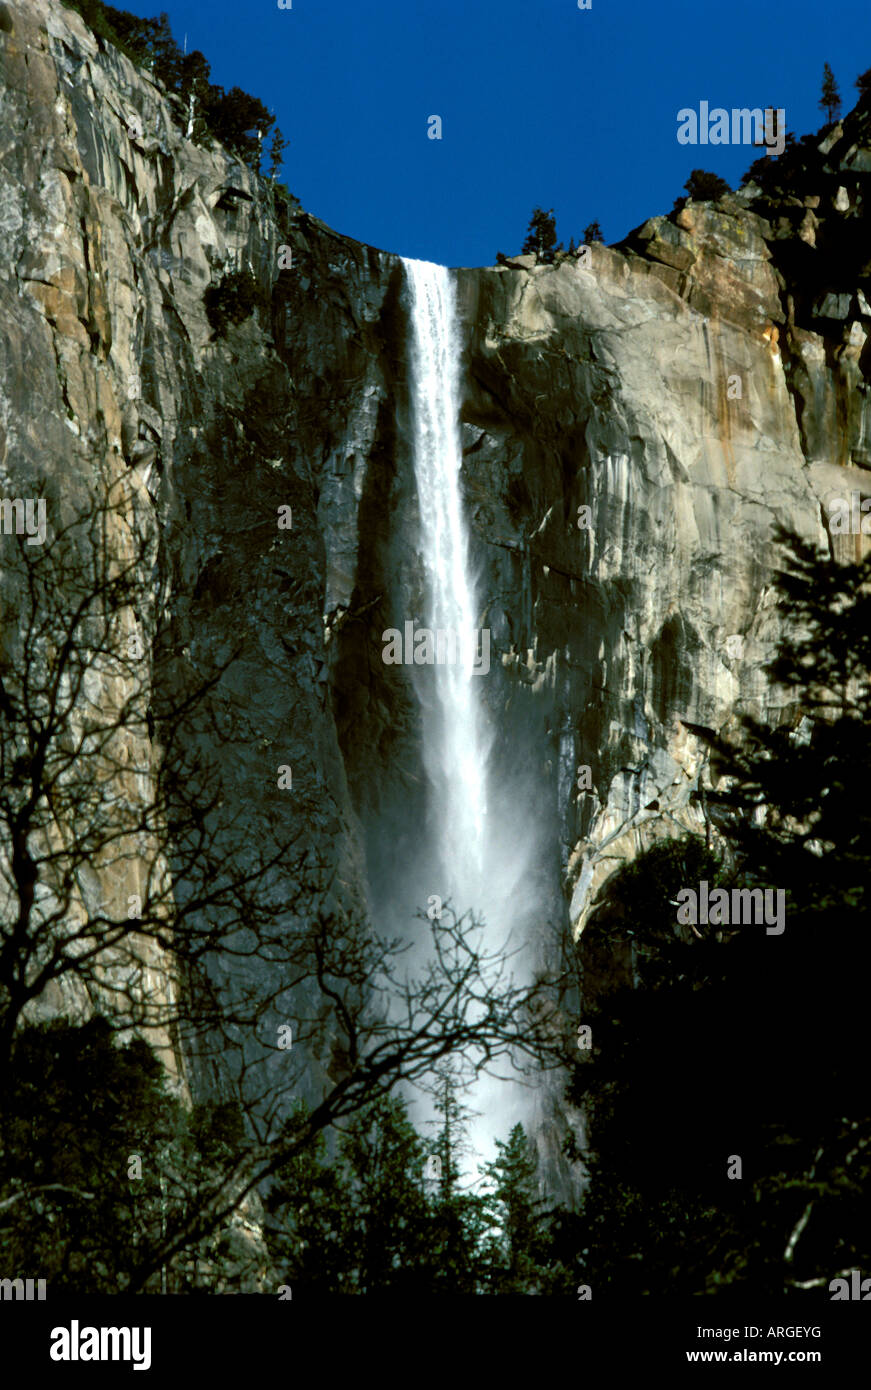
(118, 0, 870, 267)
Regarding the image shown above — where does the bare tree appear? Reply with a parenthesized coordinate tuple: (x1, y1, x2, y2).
(0, 481, 575, 1291)
(0, 479, 317, 1078)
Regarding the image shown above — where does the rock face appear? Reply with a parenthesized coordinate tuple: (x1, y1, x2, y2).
(3, 0, 871, 1194)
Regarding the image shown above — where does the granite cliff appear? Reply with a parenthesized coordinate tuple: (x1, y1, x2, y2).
(3, 0, 871, 1198)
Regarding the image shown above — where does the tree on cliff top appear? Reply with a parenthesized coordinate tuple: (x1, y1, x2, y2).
(819, 62, 842, 124)
(62, 1, 278, 173)
(522, 207, 562, 263)
(268, 126, 289, 181)
(680, 169, 731, 203)
(202, 86, 275, 167)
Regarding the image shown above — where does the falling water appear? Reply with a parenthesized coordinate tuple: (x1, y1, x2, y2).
(401, 259, 540, 1169)
(390, 259, 562, 1180)
(403, 258, 491, 914)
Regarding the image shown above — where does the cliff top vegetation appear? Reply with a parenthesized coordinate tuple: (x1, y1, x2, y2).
(61, 0, 293, 197)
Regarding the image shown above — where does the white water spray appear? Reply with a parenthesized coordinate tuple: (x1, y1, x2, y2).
(404, 258, 491, 913)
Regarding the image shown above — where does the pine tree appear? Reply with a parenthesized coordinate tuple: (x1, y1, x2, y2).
(262, 1114, 359, 1294)
(180, 50, 213, 144)
(583, 220, 604, 244)
(204, 86, 275, 168)
(423, 1064, 488, 1291)
(569, 529, 871, 1294)
(820, 62, 842, 123)
(329, 1095, 433, 1293)
(521, 207, 562, 263)
(0, 1019, 251, 1293)
(682, 169, 731, 202)
(480, 1123, 547, 1292)
(427, 1064, 463, 1194)
(268, 126, 289, 181)
(266, 1094, 436, 1294)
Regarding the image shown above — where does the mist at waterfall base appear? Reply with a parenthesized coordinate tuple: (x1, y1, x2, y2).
(390, 258, 545, 1174)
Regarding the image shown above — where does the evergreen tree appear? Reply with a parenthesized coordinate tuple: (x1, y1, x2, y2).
(260, 1076, 589, 1295)
(820, 62, 842, 123)
(479, 1123, 548, 1292)
(203, 86, 275, 167)
(268, 126, 289, 181)
(338, 1095, 434, 1293)
(427, 1061, 479, 1192)
(203, 270, 269, 337)
(0, 1019, 252, 1293)
(103, 7, 183, 89)
(0, 1019, 175, 1292)
(740, 130, 802, 191)
(262, 1116, 360, 1295)
(266, 1095, 435, 1294)
(522, 207, 562, 263)
(180, 49, 213, 144)
(63, 3, 276, 172)
(681, 169, 731, 203)
(569, 529, 871, 1294)
(583, 220, 604, 243)
(424, 1064, 489, 1291)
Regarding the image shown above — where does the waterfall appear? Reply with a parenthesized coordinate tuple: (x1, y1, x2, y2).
(401, 258, 541, 1168)
(403, 258, 491, 915)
